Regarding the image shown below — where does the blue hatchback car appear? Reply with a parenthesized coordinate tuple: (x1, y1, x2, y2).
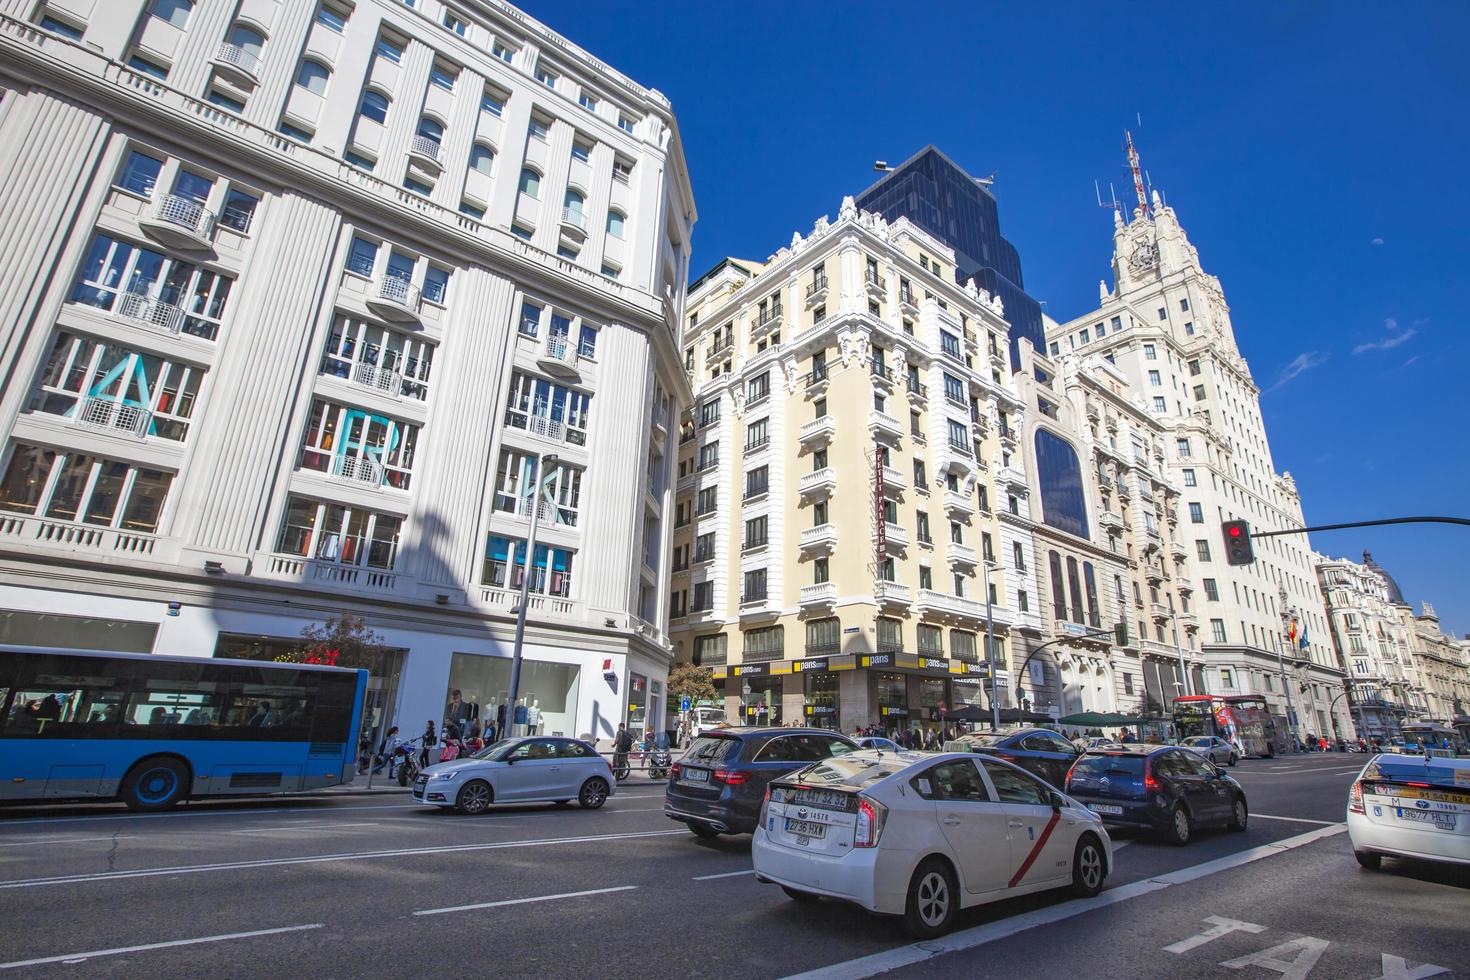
(1064, 745, 1249, 845)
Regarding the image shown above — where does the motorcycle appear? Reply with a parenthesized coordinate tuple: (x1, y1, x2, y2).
(646, 733, 673, 780)
(394, 738, 423, 787)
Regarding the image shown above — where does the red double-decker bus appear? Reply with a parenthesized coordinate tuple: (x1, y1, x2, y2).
(1173, 695, 1275, 758)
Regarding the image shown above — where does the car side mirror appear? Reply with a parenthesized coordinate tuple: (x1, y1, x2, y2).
(505, 756, 516, 765)
(1049, 790, 1066, 811)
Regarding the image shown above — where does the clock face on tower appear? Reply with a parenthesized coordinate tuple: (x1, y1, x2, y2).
(1128, 241, 1158, 274)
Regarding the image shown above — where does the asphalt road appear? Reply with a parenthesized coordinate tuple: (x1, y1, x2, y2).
(0, 754, 1463, 978)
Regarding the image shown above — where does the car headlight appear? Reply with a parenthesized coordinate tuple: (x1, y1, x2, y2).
(433, 770, 460, 781)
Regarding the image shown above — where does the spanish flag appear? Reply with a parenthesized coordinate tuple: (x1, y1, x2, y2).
(1287, 619, 1299, 647)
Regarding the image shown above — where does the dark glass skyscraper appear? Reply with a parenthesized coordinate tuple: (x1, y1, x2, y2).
(856, 146, 1044, 369)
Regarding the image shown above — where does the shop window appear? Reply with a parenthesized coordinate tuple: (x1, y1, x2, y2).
(805, 617, 839, 656)
(444, 651, 579, 738)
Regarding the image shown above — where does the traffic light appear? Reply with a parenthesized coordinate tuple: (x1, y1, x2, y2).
(1222, 519, 1254, 565)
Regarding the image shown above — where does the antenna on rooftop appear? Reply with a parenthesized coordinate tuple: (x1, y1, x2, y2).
(1095, 179, 1123, 219)
(1125, 130, 1151, 218)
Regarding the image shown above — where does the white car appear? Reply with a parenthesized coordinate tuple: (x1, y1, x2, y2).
(856, 736, 902, 753)
(752, 750, 1112, 938)
(412, 736, 614, 814)
(1347, 753, 1470, 869)
(1181, 735, 1238, 767)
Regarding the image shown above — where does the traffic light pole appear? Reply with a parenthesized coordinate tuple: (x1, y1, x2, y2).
(1248, 516, 1470, 539)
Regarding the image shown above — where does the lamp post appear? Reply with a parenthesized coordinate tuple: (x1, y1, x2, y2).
(1169, 609, 1192, 698)
(498, 452, 558, 744)
(1276, 599, 1301, 748)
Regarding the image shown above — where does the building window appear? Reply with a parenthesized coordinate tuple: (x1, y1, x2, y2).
(693, 633, 726, 664)
(578, 92, 598, 112)
(0, 443, 173, 533)
(483, 535, 574, 597)
(1211, 619, 1227, 643)
(127, 53, 170, 80)
(491, 40, 514, 63)
(528, 117, 549, 141)
(1176, 438, 1192, 457)
(503, 371, 592, 446)
(1153, 396, 1166, 412)
(1144, 344, 1156, 360)
(1034, 430, 1090, 538)
(39, 15, 84, 39)
(698, 399, 720, 428)
(697, 442, 719, 471)
(919, 566, 932, 591)
(29, 331, 206, 441)
(359, 90, 389, 124)
(1049, 550, 1066, 620)
(1182, 468, 1196, 487)
(321, 314, 433, 400)
(743, 569, 768, 602)
(606, 210, 626, 239)
(277, 496, 401, 569)
(117, 151, 164, 198)
(429, 63, 456, 91)
(748, 372, 770, 405)
(1203, 578, 1219, 601)
(469, 144, 494, 176)
(480, 89, 505, 117)
(315, 3, 348, 32)
(1188, 502, 1204, 523)
(1148, 370, 1161, 386)
(618, 114, 635, 134)
(917, 624, 943, 657)
(422, 267, 449, 304)
(70, 233, 234, 341)
(518, 168, 540, 200)
(915, 511, 931, 544)
(744, 515, 768, 550)
(295, 60, 330, 96)
(1196, 540, 1211, 561)
(535, 63, 557, 88)
(150, 0, 193, 29)
(745, 466, 768, 499)
(807, 617, 840, 656)
(442, 9, 466, 35)
(298, 399, 419, 489)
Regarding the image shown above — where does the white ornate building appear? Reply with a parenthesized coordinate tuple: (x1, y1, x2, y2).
(0, 1, 695, 744)
(1051, 174, 1349, 744)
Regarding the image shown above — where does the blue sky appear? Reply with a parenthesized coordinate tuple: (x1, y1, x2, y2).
(521, 1, 1470, 635)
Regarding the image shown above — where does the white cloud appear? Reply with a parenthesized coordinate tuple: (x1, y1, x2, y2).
(1265, 351, 1329, 392)
(1353, 317, 1419, 354)
(1371, 237, 1384, 246)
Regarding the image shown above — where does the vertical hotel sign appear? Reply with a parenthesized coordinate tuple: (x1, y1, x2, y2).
(875, 452, 886, 563)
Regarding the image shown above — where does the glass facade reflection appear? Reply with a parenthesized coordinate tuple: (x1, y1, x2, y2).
(856, 147, 1044, 368)
(1035, 429, 1089, 538)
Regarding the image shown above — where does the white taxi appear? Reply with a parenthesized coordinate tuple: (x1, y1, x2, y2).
(751, 750, 1112, 938)
(1348, 753, 1470, 869)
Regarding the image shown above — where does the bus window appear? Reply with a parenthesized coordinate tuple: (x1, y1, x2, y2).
(2, 656, 124, 737)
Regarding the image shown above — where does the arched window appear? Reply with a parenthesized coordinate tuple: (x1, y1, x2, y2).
(1035, 429, 1090, 538)
(295, 60, 329, 96)
(606, 209, 625, 239)
(417, 116, 443, 142)
(468, 144, 494, 176)
(518, 168, 540, 200)
(359, 90, 389, 124)
(226, 24, 265, 57)
(563, 188, 585, 217)
(151, 0, 194, 29)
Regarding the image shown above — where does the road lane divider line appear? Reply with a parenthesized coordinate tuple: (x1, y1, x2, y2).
(228, 823, 380, 835)
(1250, 814, 1340, 826)
(778, 823, 1347, 980)
(0, 835, 139, 849)
(415, 885, 638, 917)
(693, 869, 755, 881)
(0, 924, 324, 970)
(0, 829, 688, 891)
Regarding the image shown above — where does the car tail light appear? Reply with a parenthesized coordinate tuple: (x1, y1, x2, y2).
(854, 795, 887, 848)
(1065, 758, 1083, 787)
(714, 769, 748, 785)
(670, 763, 681, 781)
(1144, 758, 1161, 795)
(1349, 780, 1365, 814)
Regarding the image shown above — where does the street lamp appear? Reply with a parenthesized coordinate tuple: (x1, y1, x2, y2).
(1276, 595, 1301, 747)
(1169, 608, 1192, 698)
(498, 452, 558, 744)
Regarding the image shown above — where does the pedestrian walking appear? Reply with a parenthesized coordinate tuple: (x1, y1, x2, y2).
(420, 720, 437, 769)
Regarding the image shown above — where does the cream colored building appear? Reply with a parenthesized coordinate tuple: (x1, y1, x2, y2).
(669, 197, 1022, 735)
(1051, 179, 1346, 743)
(1317, 552, 1416, 739)
(0, 1, 694, 745)
(1401, 602, 1470, 727)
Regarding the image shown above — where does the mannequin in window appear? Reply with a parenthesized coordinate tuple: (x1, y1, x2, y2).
(526, 698, 541, 734)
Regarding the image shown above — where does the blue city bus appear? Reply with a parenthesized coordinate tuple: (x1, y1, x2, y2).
(0, 647, 368, 811)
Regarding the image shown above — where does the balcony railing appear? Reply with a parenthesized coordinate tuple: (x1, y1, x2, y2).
(899, 288, 918, 309)
(145, 192, 215, 241)
(873, 581, 913, 608)
(906, 379, 927, 399)
(798, 467, 836, 497)
(351, 361, 404, 396)
(214, 42, 262, 80)
(866, 272, 886, 294)
(800, 524, 837, 553)
(869, 410, 903, 440)
(332, 454, 385, 487)
(368, 275, 421, 321)
(880, 465, 907, 493)
(264, 554, 399, 592)
(800, 582, 838, 607)
(798, 415, 835, 445)
(76, 396, 151, 438)
(409, 134, 443, 166)
(944, 490, 974, 515)
(117, 290, 183, 334)
(0, 514, 156, 557)
(560, 207, 588, 232)
(805, 277, 827, 301)
(538, 333, 580, 375)
(754, 307, 783, 329)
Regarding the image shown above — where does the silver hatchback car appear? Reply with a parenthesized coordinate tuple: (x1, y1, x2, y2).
(413, 736, 615, 813)
(1181, 735, 1238, 767)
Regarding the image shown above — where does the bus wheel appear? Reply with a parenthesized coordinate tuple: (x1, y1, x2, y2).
(121, 757, 189, 812)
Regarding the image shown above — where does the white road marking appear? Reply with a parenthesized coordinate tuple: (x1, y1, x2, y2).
(1219, 935, 1329, 978)
(0, 924, 323, 970)
(0, 802, 423, 828)
(778, 822, 1348, 980)
(229, 822, 380, 835)
(0, 829, 687, 891)
(693, 869, 755, 880)
(414, 885, 637, 916)
(607, 807, 665, 813)
(1251, 814, 1339, 826)
(1164, 916, 1268, 954)
(0, 835, 138, 849)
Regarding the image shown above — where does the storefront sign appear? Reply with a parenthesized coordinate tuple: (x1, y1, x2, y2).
(951, 661, 991, 677)
(879, 705, 909, 718)
(914, 656, 951, 673)
(792, 657, 829, 673)
(875, 455, 886, 563)
(731, 664, 767, 677)
(804, 704, 836, 715)
(863, 653, 895, 668)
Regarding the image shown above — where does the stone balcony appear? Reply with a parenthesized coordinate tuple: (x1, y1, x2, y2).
(798, 414, 835, 447)
(799, 581, 838, 610)
(944, 490, 975, 516)
(798, 467, 837, 499)
(799, 523, 837, 555)
(873, 581, 913, 610)
(947, 542, 979, 569)
(869, 410, 903, 442)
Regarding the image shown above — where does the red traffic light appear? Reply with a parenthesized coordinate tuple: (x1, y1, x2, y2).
(1222, 520, 1254, 565)
(1228, 526, 1242, 538)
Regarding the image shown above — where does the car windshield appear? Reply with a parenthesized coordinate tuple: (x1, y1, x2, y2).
(1072, 754, 1146, 777)
(683, 735, 739, 765)
(1182, 737, 1207, 746)
(473, 739, 527, 762)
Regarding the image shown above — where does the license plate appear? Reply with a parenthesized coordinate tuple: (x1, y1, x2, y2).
(1382, 785, 1470, 806)
(682, 768, 709, 783)
(1397, 808, 1457, 830)
(1087, 803, 1123, 815)
(786, 818, 827, 838)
